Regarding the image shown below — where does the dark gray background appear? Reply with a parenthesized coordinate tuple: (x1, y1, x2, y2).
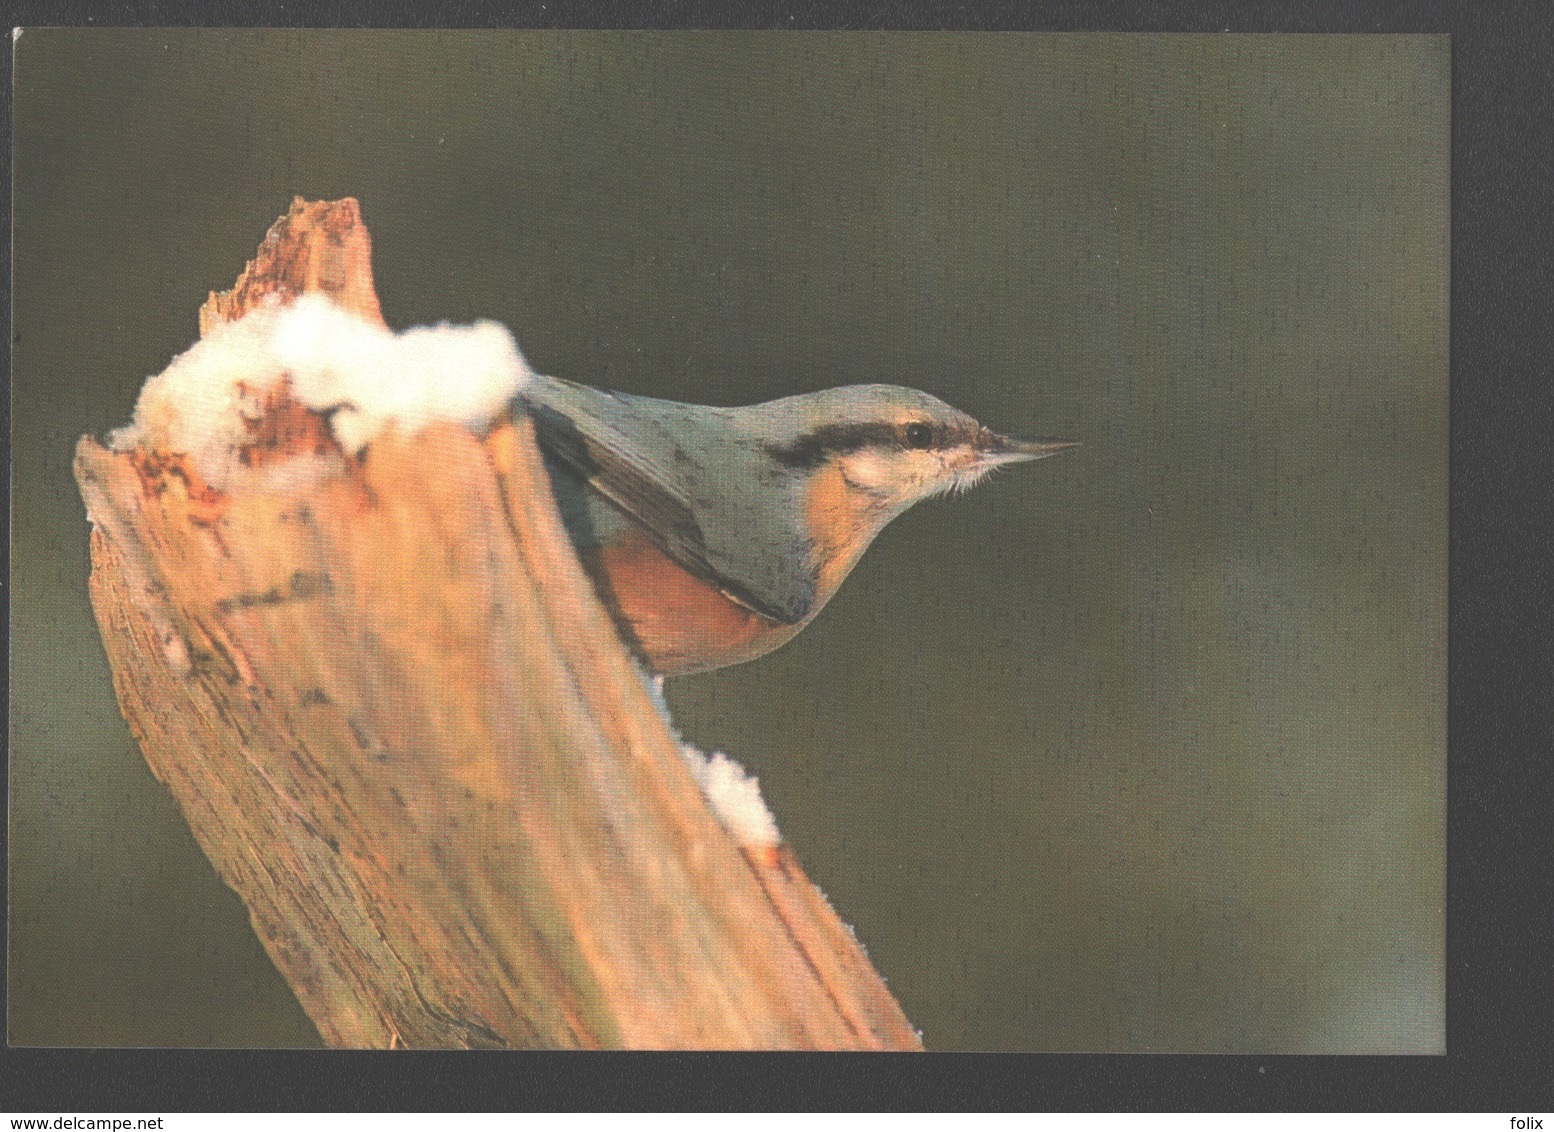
(10, 30, 1446, 1051)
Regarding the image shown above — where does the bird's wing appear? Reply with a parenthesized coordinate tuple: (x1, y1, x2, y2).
(518, 376, 815, 625)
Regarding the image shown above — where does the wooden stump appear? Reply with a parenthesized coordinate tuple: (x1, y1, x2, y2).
(74, 197, 922, 1050)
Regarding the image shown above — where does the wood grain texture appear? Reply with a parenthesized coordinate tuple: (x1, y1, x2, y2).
(74, 197, 921, 1050)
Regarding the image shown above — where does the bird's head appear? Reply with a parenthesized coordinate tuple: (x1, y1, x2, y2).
(760, 384, 1077, 515)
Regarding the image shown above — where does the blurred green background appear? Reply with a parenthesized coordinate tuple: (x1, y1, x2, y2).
(10, 30, 1446, 1051)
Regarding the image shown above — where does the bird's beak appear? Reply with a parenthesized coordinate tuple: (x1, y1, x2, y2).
(977, 429, 1081, 466)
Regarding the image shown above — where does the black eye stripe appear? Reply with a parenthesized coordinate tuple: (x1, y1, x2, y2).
(764, 419, 963, 468)
(763, 423, 898, 468)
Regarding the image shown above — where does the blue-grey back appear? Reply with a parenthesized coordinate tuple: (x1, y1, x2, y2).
(517, 373, 821, 624)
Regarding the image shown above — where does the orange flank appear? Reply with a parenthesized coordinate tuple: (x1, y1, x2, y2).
(586, 463, 888, 676)
(588, 524, 802, 676)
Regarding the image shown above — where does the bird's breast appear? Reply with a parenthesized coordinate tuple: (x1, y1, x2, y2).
(801, 461, 892, 599)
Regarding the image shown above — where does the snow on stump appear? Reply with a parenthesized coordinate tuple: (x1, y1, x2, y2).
(74, 197, 921, 1050)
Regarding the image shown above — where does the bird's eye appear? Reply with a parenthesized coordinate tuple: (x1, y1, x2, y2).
(904, 422, 934, 449)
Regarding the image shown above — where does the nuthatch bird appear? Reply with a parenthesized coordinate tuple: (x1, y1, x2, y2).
(518, 376, 1077, 676)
